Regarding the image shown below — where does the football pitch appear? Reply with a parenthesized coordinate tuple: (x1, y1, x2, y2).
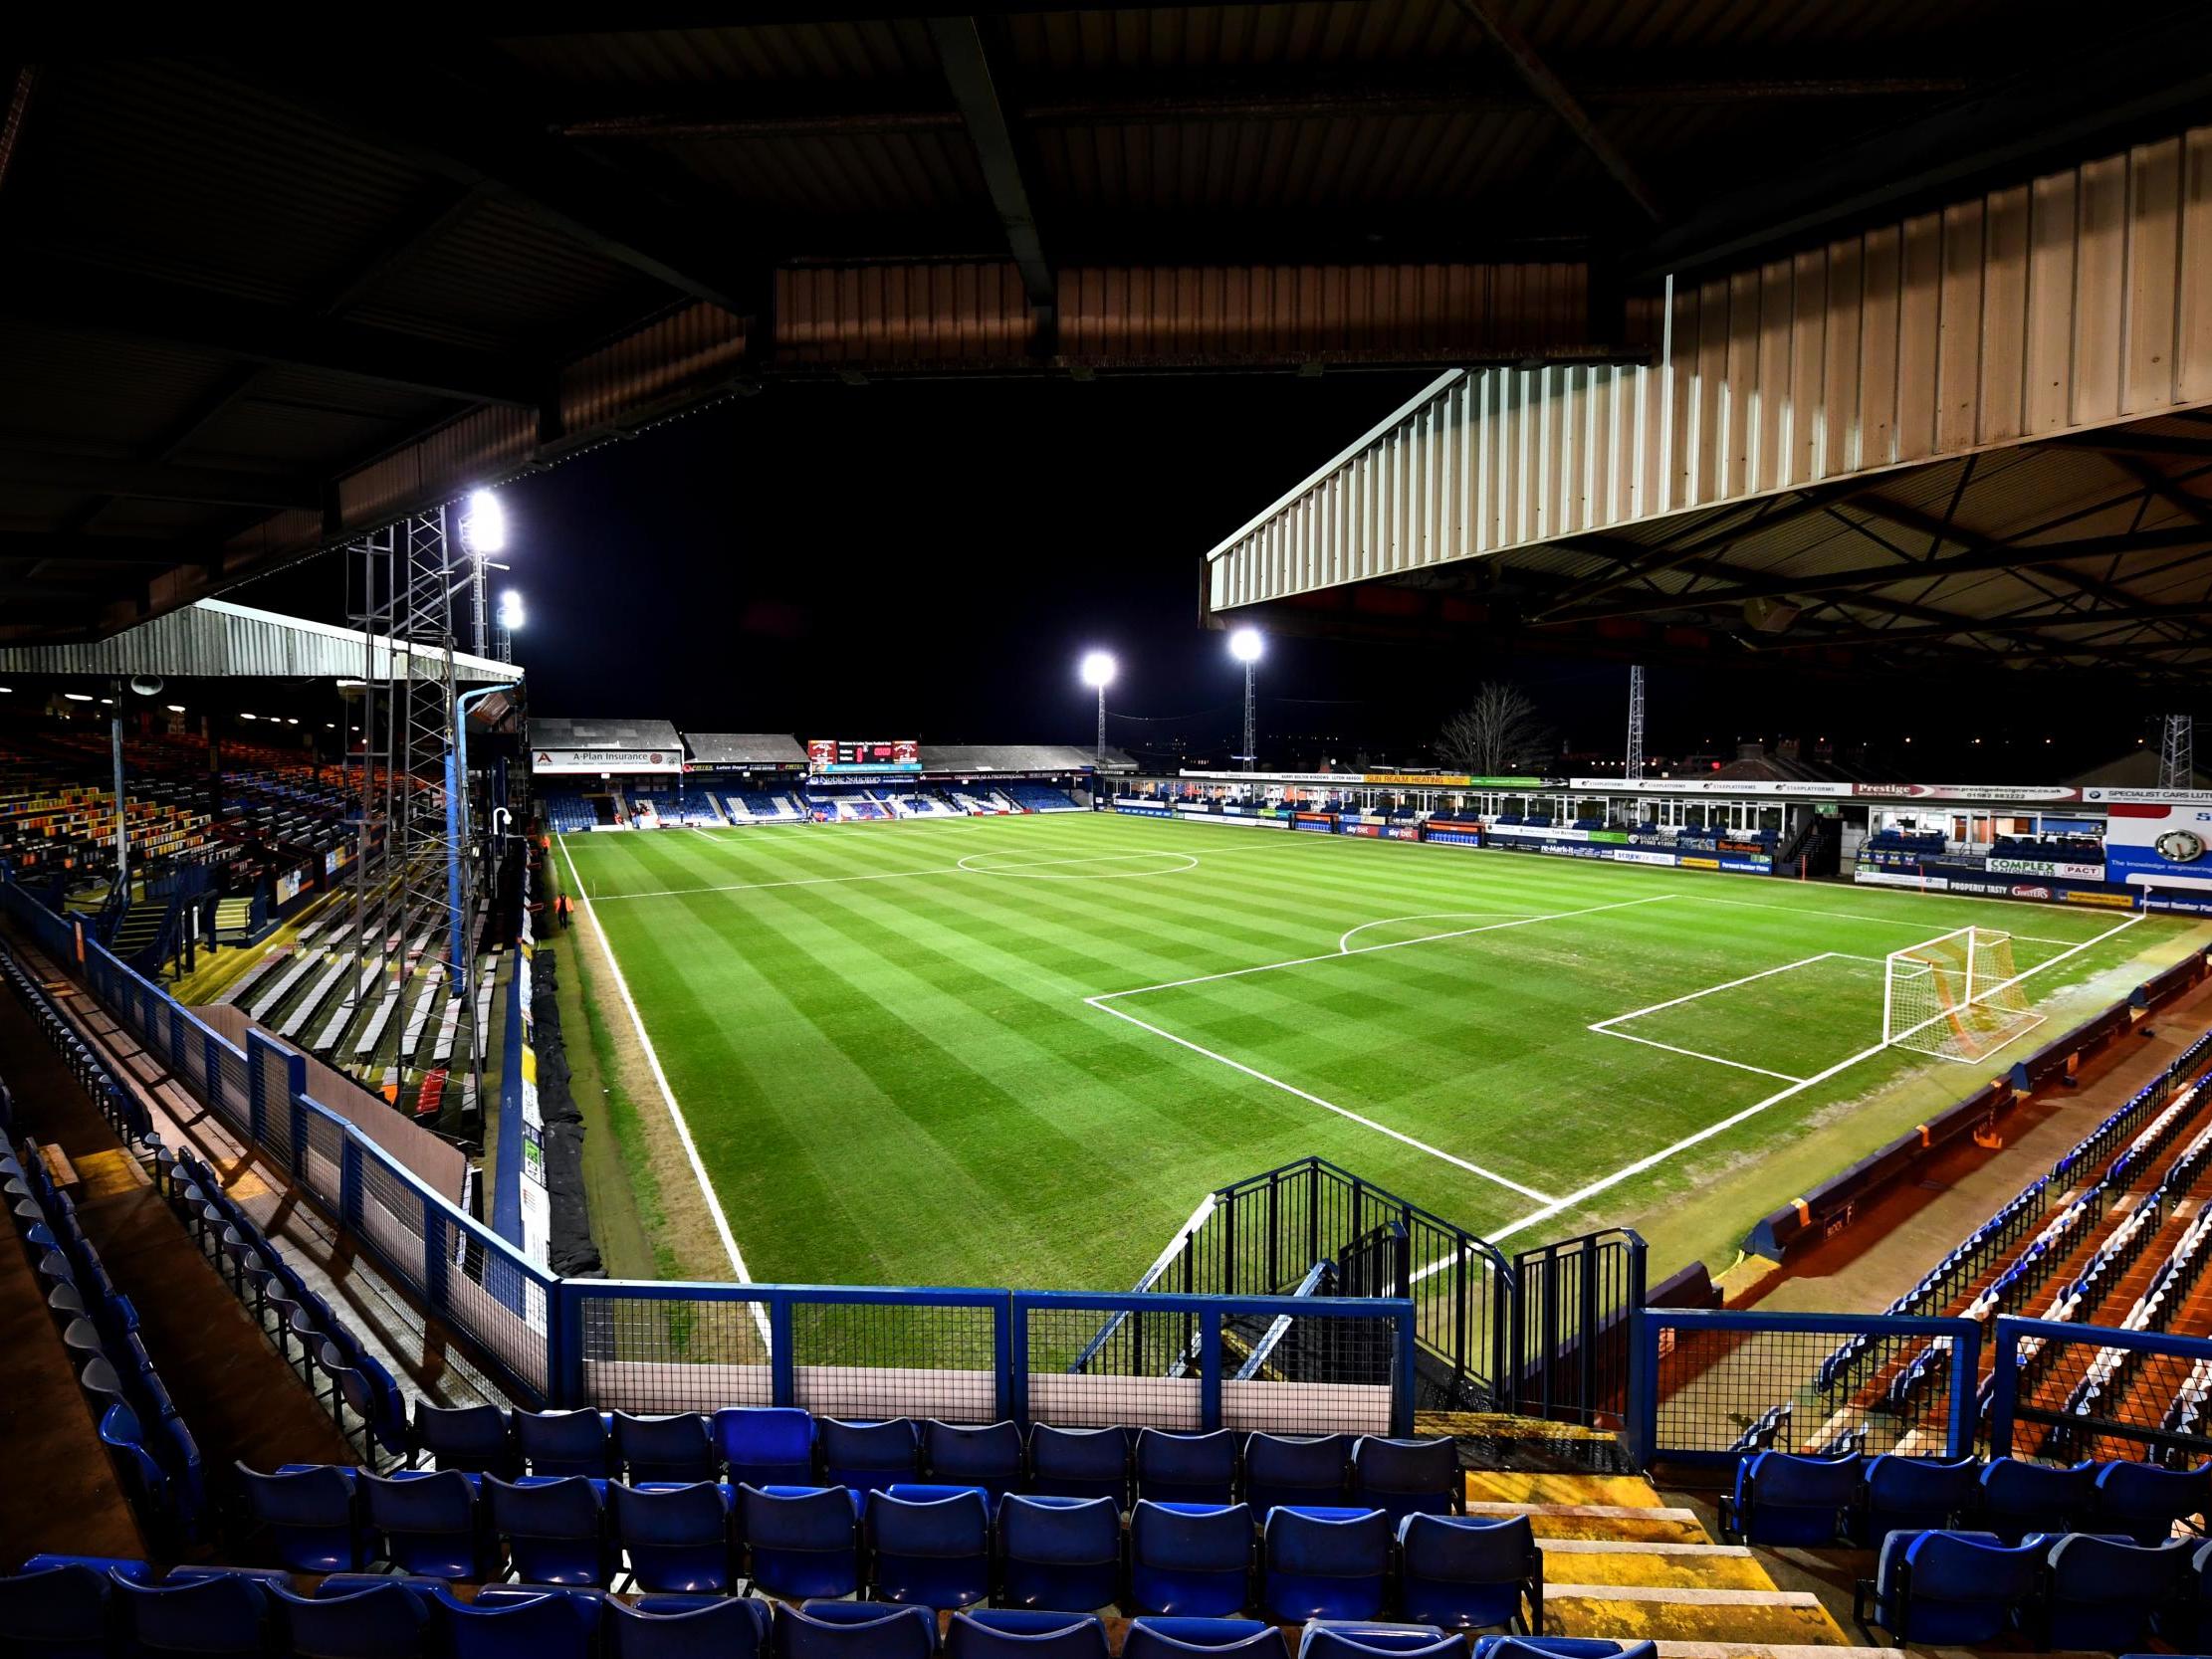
(553, 813, 2199, 1291)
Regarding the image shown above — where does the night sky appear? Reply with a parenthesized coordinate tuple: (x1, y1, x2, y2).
(228, 373, 2182, 780)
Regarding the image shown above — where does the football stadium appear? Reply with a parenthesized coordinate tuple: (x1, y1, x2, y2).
(6, 9, 2212, 1657)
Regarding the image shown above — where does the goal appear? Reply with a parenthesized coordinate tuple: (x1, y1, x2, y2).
(1882, 925, 2046, 1063)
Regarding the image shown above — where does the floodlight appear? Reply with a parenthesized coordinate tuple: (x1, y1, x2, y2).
(1228, 627, 1264, 663)
(497, 589, 526, 630)
(1080, 650, 1116, 689)
(165, 704, 185, 713)
(461, 488, 507, 554)
(240, 712, 256, 721)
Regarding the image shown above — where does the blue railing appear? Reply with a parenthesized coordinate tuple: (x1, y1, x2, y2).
(0, 879, 1416, 1435)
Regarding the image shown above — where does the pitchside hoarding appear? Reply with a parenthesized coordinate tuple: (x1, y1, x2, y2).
(2096, 795, 2212, 890)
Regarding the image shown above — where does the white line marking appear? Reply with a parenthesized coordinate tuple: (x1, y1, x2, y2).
(1589, 953, 1842, 1030)
(555, 835, 769, 1343)
(1336, 911, 1544, 954)
(1084, 994, 1557, 1202)
(1591, 1029, 1810, 1084)
(1095, 894, 1680, 1001)
(1479, 912, 2148, 1247)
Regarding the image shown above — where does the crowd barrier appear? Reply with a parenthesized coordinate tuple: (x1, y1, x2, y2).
(0, 881, 1419, 1434)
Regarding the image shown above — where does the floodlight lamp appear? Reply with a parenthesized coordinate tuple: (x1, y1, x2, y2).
(165, 704, 185, 713)
(461, 488, 507, 554)
(1228, 627, 1264, 664)
(63, 692, 94, 703)
(497, 589, 526, 630)
(1080, 650, 1116, 689)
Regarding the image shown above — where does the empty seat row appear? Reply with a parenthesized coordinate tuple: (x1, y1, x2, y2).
(240, 1464, 1533, 1627)
(413, 1409, 1459, 1523)
(0, 1556, 1642, 1659)
(153, 1140, 411, 1465)
(0, 942, 150, 1145)
(1723, 1448, 2210, 1548)
(1854, 1528, 2212, 1650)
(6, 1113, 204, 1546)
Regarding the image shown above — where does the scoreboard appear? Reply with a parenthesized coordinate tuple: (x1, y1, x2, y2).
(807, 738, 921, 775)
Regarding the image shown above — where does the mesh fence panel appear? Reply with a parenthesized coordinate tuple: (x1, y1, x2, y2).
(577, 1292, 773, 1413)
(1028, 1302, 1203, 1429)
(1223, 1305, 1399, 1435)
(179, 1020, 208, 1098)
(213, 1042, 252, 1134)
(2013, 1332, 2212, 1465)
(790, 1299, 1001, 1423)
(256, 1044, 294, 1163)
(1656, 1319, 1970, 1457)
(300, 1105, 344, 1208)
(358, 1154, 426, 1297)
(444, 1222, 552, 1398)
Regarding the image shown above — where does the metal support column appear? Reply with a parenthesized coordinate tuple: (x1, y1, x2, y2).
(1626, 665, 1647, 782)
(1241, 662, 1256, 772)
(110, 683, 127, 890)
(2160, 714, 2193, 789)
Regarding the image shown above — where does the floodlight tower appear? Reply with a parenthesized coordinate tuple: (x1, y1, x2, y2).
(495, 590, 524, 665)
(1626, 665, 1647, 781)
(1080, 651, 1116, 765)
(457, 489, 507, 658)
(2161, 714, 2194, 788)
(1229, 627, 1263, 771)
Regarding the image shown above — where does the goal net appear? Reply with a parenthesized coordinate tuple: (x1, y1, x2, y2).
(1882, 926, 2046, 1063)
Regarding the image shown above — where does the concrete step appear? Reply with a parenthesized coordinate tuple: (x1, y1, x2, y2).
(1545, 1584, 1848, 1648)
(1466, 1471, 1664, 1509)
(1537, 1540, 1769, 1590)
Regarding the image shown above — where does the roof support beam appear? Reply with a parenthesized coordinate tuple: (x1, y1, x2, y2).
(1449, 0, 1663, 223)
(0, 533, 205, 566)
(927, 16, 1055, 309)
(0, 251, 541, 404)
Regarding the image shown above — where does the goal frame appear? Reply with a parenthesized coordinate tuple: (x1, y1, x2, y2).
(1882, 924, 2046, 1064)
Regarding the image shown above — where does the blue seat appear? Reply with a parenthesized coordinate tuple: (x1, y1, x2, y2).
(486, 1474, 610, 1587)
(112, 1571, 269, 1659)
(1137, 1431, 1237, 1507)
(1262, 1507, 1390, 1622)
(997, 1494, 1122, 1612)
(2044, 1533, 2192, 1650)
(1298, 1625, 1461, 1659)
(1722, 1452, 1859, 1547)
(1348, 1439, 1459, 1527)
(1128, 1502, 1253, 1617)
(1853, 1529, 2040, 1645)
(0, 1560, 114, 1659)
(821, 1419, 921, 1497)
(926, 1421, 1025, 1503)
(363, 1469, 491, 1580)
(433, 1587, 594, 1659)
(238, 1462, 365, 1572)
(605, 1595, 771, 1659)
(269, 1579, 428, 1659)
(716, 1408, 814, 1488)
(945, 1609, 1110, 1659)
(329, 1350, 414, 1465)
(1398, 1513, 1539, 1633)
(1123, 1618, 1288, 1659)
(1977, 1456, 2096, 1543)
(868, 1486, 993, 1609)
(774, 1601, 938, 1659)
(1242, 1434, 1350, 1517)
(1028, 1426, 1128, 1506)
(612, 1480, 733, 1594)
(615, 1413, 718, 1486)
(415, 1403, 519, 1480)
(98, 1401, 169, 1517)
(2095, 1459, 2212, 1546)
(742, 1484, 862, 1600)
(518, 1409, 613, 1479)
(1854, 1456, 1979, 1545)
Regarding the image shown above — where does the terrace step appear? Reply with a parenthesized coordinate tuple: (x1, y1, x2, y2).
(1544, 1585, 1848, 1647)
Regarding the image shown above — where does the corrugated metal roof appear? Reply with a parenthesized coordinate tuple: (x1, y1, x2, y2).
(529, 717, 682, 749)
(683, 731, 808, 764)
(0, 598, 521, 684)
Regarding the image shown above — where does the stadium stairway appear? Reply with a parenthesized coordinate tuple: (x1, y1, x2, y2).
(1461, 1471, 1859, 1652)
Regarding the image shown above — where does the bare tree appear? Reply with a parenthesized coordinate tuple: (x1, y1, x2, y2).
(1438, 683, 1550, 775)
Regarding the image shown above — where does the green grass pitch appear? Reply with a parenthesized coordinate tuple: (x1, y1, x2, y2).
(554, 812, 2196, 1290)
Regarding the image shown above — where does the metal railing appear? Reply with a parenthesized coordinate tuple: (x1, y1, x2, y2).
(0, 881, 1417, 1431)
(1509, 1228, 1646, 1428)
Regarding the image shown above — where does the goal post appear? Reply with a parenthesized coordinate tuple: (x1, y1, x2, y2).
(1882, 925, 2046, 1063)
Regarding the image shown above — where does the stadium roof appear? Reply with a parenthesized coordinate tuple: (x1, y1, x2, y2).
(0, 596, 521, 684)
(924, 742, 1134, 773)
(7, 7, 2207, 647)
(528, 717, 682, 751)
(684, 732, 808, 765)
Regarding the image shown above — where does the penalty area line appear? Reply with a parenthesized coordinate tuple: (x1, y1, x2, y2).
(1083, 994, 1556, 1204)
(554, 834, 771, 1347)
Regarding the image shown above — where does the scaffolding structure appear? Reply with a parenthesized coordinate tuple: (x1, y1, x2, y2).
(348, 508, 481, 1129)
(1626, 665, 1647, 781)
(2161, 714, 2194, 789)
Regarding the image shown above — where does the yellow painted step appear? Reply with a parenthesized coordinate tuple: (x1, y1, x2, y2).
(1467, 1472, 1666, 1509)
(1510, 1510, 1712, 1546)
(73, 1148, 147, 1201)
(1545, 1587, 1851, 1648)
(1538, 1543, 1774, 1592)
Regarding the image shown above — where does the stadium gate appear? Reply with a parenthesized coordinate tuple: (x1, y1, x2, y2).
(1113, 1155, 1647, 1423)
